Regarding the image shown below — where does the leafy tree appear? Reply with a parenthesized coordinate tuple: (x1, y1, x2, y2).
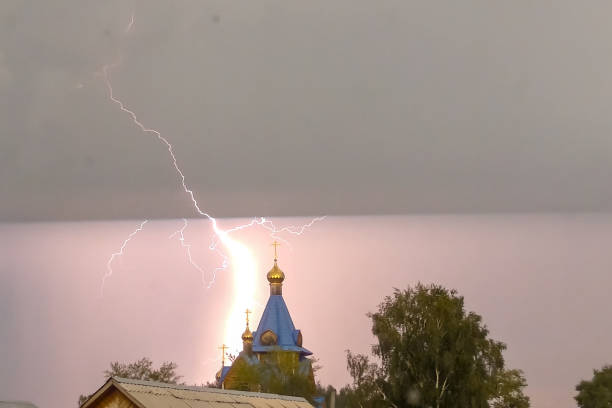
(228, 349, 317, 403)
(489, 369, 530, 408)
(575, 365, 612, 408)
(79, 357, 181, 406)
(343, 283, 529, 408)
(104, 357, 182, 383)
(342, 351, 392, 407)
(260, 353, 316, 401)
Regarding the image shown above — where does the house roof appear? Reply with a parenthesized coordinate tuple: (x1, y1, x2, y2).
(0, 403, 38, 408)
(252, 295, 312, 356)
(83, 377, 313, 408)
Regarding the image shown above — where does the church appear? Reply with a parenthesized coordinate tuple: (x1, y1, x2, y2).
(216, 244, 316, 391)
(79, 243, 318, 408)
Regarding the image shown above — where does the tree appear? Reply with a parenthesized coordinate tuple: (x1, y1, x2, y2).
(203, 380, 221, 388)
(575, 365, 612, 408)
(228, 349, 318, 403)
(79, 357, 181, 406)
(316, 384, 339, 408)
(343, 283, 529, 408)
(104, 357, 182, 383)
(490, 369, 530, 408)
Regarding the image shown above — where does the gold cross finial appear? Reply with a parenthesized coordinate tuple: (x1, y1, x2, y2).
(218, 344, 228, 366)
(245, 308, 252, 327)
(272, 241, 281, 260)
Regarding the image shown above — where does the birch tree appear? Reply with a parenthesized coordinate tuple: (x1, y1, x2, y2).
(343, 284, 529, 408)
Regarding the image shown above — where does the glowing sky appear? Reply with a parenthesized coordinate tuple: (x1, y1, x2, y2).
(219, 234, 257, 354)
(2, 214, 612, 408)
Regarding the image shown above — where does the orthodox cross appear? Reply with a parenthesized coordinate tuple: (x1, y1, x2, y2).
(272, 240, 281, 260)
(245, 308, 251, 327)
(218, 344, 228, 366)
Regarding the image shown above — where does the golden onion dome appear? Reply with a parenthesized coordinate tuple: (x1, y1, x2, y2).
(241, 326, 254, 343)
(266, 260, 285, 284)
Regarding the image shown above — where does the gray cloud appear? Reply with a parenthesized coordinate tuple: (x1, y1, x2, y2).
(2, 1, 612, 221)
(0, 51, 12, 89)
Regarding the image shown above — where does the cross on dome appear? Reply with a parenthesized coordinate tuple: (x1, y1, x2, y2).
(245, 308, 251, 327)
(218, 344, 228, 366)
(272, 241, 281, 261)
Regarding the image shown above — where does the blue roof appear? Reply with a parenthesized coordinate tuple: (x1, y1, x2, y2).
(253, 295, 312, 356)
(218, 366, 231, 383)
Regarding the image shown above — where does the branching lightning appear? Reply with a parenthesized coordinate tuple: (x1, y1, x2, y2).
(99, 9, 326, 354)
(102, 219, 148, 296)
(168, 218, 210, 287)
(101, 52, 324, 290)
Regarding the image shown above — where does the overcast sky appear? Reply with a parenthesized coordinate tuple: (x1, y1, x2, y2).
(3, 1, 612, 221)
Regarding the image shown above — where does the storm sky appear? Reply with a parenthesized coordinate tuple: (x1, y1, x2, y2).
(3, 0, 612, 221)
(3, 2, 612, 408)
(2, 215, 612, 408)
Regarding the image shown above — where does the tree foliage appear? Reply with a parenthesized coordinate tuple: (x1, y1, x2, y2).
(79, 357, 181, 406)
(575, 365, 612, 408)
(104, 357, 182, 383)
(337, 351, 390, 408)
(228, 350, 317, 403)
(489, 369, 530, 408)
(341, 283, 530, 408)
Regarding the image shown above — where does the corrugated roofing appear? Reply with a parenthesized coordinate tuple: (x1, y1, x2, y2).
(106, 377, 312, 408)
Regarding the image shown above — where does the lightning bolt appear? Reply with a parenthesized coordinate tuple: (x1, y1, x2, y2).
(169, 218, 229, 289)
(102, 219, 148, 296)
(168, 218, 209, 287)
(101, 63, 213, 222)
(125, 12, 135, 33)
(260, 216, 327, 250)
(99, 9, 325, 354)
(102, 53, 324, 289)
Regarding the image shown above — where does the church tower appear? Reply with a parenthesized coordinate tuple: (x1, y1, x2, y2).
(217, 242, 314, 391)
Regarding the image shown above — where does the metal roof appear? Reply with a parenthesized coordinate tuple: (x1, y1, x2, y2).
(0, 403, 39, 408)
(86, 377, 313, 408)
(218, 366, 231, 384)
(253, 295, 312, 356)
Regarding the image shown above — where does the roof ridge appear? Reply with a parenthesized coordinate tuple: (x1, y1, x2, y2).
(111, 377, 308, 402)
